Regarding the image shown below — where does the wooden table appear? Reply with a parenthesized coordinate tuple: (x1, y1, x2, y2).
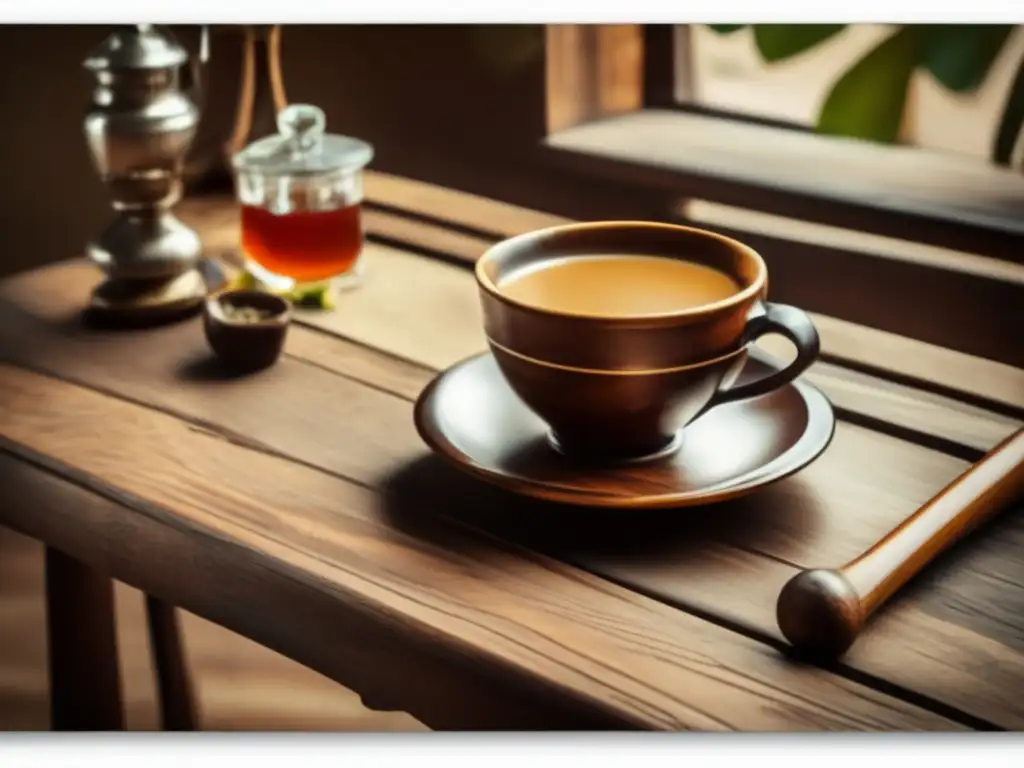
(1, 180, 1023, 731)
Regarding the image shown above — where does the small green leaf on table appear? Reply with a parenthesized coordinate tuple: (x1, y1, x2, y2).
(228, 270, 259, 291)
(753, 25, 846, 63)
(817, 28, 922, 144)
(227, 270, 337, 311)
(289, 284, 337, 311)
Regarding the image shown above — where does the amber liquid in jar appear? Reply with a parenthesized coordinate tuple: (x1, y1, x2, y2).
(240, 203, 362, 284)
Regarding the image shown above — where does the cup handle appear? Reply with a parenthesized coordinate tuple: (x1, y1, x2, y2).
(710, 302, 821, 407)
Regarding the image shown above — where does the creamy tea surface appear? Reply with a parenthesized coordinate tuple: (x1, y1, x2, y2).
(497, 254, 741, 318)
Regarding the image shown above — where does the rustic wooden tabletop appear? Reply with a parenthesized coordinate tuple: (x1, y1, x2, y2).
(1, 174, 1022, 732)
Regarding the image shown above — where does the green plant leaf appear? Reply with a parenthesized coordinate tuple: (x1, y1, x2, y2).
(707, 25, 746, 35)
(922, 24, 1014, 93)
(753, 25, 846, 62)
(816, 28, 922, 144)
(993, 52, 1024, 166)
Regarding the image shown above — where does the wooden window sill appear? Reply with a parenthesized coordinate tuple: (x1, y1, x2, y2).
(542, 108, 1024, 263)
(537, 109, 1024, 367)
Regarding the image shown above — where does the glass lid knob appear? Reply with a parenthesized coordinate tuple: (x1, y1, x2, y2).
(278, 104, 326, 155)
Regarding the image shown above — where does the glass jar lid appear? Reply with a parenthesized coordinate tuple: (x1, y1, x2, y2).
(232, 104, 374, 178)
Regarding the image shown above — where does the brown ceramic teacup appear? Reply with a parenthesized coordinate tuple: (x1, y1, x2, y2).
(476, 221, 820, 463)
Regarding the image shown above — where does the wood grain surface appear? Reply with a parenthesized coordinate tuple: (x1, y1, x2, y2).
(179, 190, 1024, 416)
(0, 263, 972, 732)
(0, 361, 954, 731)
(1, 189, 1021, 731)
(281, 252, 1024, 730)
(175, 195, 1024, 730)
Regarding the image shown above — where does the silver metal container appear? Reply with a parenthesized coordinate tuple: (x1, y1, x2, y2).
(83, 24, 210, 320)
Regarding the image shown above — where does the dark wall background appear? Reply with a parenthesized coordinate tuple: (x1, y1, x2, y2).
(0, 24, 547, 278)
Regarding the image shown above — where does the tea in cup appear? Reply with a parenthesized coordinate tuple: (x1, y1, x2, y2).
(475, 222, 820, 462)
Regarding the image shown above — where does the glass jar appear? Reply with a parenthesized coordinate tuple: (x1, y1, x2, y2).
(231, 104, 374, 293)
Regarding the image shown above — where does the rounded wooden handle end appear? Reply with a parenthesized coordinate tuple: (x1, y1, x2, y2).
(776, 569, 863, 659)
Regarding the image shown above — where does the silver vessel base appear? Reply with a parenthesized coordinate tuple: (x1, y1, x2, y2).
(88, 267, 208, 324)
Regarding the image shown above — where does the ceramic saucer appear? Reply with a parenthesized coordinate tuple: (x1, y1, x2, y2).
(414, 348, 835, 509)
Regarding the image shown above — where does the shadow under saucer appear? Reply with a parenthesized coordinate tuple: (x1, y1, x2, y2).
(377, 451, 824, 567)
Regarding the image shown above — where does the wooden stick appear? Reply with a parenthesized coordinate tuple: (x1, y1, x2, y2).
(777, 427, 1024, 659)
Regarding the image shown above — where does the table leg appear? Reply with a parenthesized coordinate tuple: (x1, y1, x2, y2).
(145, 595, 198, 730)
(44, 546, 124, 730)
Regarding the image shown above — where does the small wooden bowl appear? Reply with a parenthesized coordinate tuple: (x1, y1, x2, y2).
(203, 290, 292, 372)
